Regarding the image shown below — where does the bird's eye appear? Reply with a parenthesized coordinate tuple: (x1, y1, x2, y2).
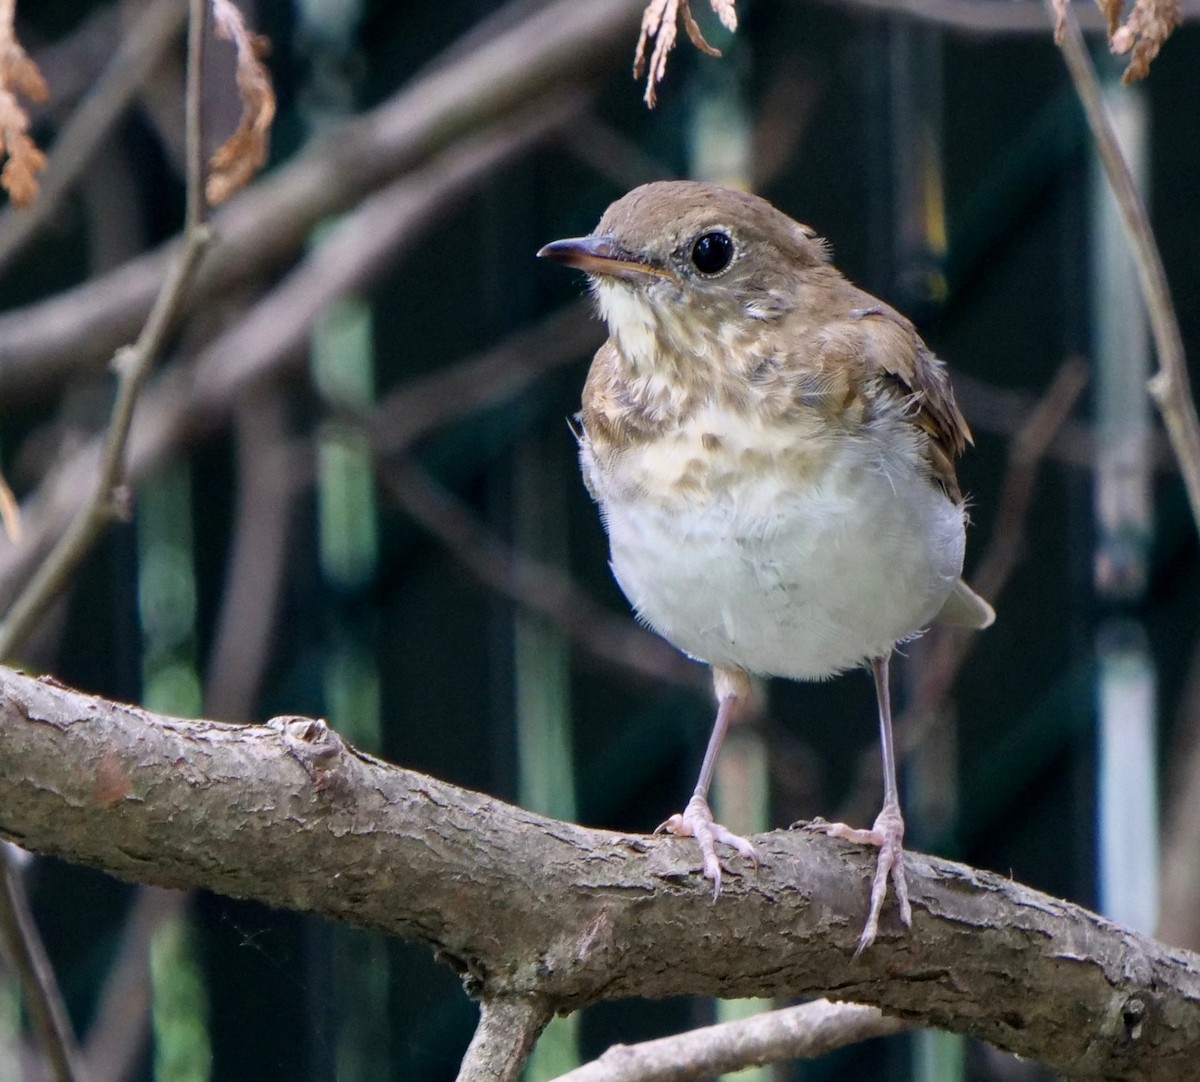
(690, 231, 734, 275)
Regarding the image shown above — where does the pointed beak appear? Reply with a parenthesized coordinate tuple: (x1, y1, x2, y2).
(536, 236, 672, 281)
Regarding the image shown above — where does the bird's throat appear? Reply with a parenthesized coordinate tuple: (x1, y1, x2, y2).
(594, 278, 754, 410)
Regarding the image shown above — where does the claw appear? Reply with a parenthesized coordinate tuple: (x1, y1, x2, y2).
(659, 793, 758, 898)
(807, 802, 909, 954)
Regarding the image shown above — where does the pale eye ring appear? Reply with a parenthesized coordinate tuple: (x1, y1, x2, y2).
(691, 231, 735, 275)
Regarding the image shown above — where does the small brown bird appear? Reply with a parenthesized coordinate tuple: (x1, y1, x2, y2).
(538, 181, 993, 954)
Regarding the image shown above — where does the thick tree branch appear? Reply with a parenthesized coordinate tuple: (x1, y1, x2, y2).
(0, 666, 1198, 1080)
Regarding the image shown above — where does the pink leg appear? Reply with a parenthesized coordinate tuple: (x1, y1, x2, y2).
(658, 667, 759, 898)
(806, 654, 911, 954)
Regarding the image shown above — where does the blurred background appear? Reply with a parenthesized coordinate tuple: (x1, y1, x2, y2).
(1, 0, 1199, 1078)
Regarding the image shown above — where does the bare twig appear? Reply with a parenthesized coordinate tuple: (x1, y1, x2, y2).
(553, 1000, 906, 1082)
(0, 0, 644, 408)
(380, 458, 706, 691)
(457, 997, 550, 1082)
(0, 847, 85, 1082)
(953, 368, 1175, 473)
(0, 6, 212, 1078)
(914, 358, 1090, 706)
(369, 301, 601, 456)
(1051, 0, 1200, 537)
(0, 95, 577, 631)
(204, 392, 303, 720)
(557, 113, 677, 192)
(0, 6, 214, 1074)
(0, 0, 213, 660)
(0, 0, 187, 278)
(81, 888, 188, 1082)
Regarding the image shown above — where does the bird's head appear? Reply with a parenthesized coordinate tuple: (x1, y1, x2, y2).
(538, 180, 833, 372)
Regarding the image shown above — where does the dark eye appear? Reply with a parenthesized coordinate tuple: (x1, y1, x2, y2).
(690, 231, 734, 275)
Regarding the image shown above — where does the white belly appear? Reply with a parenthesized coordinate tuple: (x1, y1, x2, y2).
(586, 428, 965, 679)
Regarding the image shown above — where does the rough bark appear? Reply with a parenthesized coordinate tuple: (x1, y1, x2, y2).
(1, 666, 1197, 1079)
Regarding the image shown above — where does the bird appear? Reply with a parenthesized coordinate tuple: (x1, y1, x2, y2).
(537, 180, 993, 954)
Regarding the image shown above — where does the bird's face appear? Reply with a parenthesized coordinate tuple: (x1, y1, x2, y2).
(538, 181, 833, 373)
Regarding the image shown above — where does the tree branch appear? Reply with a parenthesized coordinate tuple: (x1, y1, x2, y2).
(0, 847, 84, 1082)
(378, 458, 705, 691)
(458, 997, 550, 1082)
(554, 999, 906, 1082)
(0, 94, 577, 624)
(0, 0, 187, 278)
(0, 0, 212, 661)
(0, 666, 1197, 1080)
(0, 0, 644, 408)
(1050, 0, 1200, 538)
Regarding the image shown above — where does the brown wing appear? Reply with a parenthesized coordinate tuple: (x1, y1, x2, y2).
(824, 302, 971, 503)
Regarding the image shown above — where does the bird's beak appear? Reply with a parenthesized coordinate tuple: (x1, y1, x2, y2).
(537, 236, 672, 281)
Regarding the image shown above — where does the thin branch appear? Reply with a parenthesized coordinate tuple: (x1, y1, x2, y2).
(0, 847, 85, 1082)
(81, 888, 188, 1082)
(379, 458, 706, 691)
(0, 0, 187, 279)
(557, 113, 677, 192)
(1050, 0, 1200, 537)
(203, 391, 302, 720)
(0, 94, 577, 634)
(457, 997, 550, 1082)
(0, 0, 212, 660)
(0, 0, 645, 408)
(0, 6, 210, 1079)
(953, 369, 1175, 474)
(917, 357, 1089, 702)
(368, 301, 601, 456)
(1, 666, 1199, 1079)
(554, 1000, 906, 1082)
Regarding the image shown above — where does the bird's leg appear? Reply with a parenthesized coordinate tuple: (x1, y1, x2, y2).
(805, 653, 911, 954)
(657, 666, 759, 898)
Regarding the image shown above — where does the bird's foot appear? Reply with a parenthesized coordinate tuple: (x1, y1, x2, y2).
(805, 803, 911, 956)
(657, 793, 758, 899)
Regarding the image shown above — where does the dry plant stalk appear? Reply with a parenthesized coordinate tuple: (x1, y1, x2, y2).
(634, 0, 737, 108)
(207, 0, 276, 204)
(0, 0, 48, 207)
(1053, 0, 1181, 82)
